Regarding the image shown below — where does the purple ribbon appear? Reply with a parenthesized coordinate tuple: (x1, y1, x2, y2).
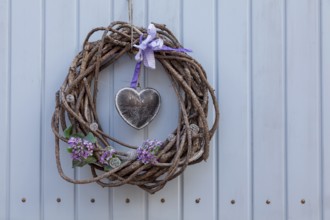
(130, 24, 192, 88)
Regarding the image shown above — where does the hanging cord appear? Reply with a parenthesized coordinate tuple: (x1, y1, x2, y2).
(128, 0, 134, 48)
(128, 0, 141, 88)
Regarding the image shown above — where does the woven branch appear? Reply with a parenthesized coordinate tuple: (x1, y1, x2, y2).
(51, 21, 220, 194)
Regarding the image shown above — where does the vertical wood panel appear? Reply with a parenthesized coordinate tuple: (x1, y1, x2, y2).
(112, 1, 147, 220)
(76, 1, 112, 219)
(252, 1, 286, 219)
(183, 0, 217, 220)
(0, 0, 10, 219)
(218, 0, 251, 219)
(322, 0, 330, 219)
(43, 0, 77, 219)
(9, 0, 42, 219)
(147, 1, 182, 220)
(287, 0, 321, 219)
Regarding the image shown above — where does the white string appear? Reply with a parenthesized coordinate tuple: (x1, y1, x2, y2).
(128, 0, 134, 48)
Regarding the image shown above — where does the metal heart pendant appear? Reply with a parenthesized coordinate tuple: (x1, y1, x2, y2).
(115, 87, 161, 130)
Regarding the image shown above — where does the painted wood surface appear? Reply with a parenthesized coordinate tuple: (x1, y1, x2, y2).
(0, 0, 328, 219)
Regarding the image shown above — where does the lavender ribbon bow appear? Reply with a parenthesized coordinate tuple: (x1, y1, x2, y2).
(130, 24, 192, 88)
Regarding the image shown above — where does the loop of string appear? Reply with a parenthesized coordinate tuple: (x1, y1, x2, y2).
(128, 0, 134, 48)
(128, 0, 140, 88)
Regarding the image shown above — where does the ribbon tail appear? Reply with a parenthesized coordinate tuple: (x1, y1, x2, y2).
(160, 45, 192, 53)
(143, 48, 156, 69)
(130, 61, 142, 89)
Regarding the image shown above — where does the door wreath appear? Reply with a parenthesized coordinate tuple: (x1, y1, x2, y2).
(52, 21, 219, 193)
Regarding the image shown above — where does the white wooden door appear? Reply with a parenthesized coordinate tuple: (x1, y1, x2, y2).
(0, 0, 329, 220)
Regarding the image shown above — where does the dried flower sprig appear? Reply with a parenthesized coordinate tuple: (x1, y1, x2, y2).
(64, 125, 123, 169)
(64, 126, 165, 169)
(99, 147, 116, 165)
(136, 139, 163, 164)
(67, 137, 94, 161)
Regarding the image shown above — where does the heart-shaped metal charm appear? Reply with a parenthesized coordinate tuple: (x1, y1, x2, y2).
(115, 87, 161, 129)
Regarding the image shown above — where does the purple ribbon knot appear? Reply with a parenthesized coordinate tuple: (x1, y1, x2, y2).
(130, 24, 192, 88)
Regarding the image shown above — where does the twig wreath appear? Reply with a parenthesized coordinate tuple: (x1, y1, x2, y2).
(52, 21, 219, 194)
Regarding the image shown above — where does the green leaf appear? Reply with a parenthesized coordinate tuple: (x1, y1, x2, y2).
(72, 159, 87, 168)
(64, 125, 73, 139)
(67, 148, 73, 153)
(85, 156, 97, 164)
(72, 133, 84, 138)
(84, 132, 97, 143)
(72, 156, 97, 168)
(151, 146, 160, 155)
(104, 165, 112, 172)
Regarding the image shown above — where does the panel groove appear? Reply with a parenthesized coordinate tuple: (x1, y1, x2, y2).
(179, 1, 184, 220)
(109, 1, 115, 219)
(144, 1, 149, 220)
(247, 0, 254, 219)
(6, 0, 12, 218)
(213, 0, 219, 219)
(39, 0, 45, 217)
(282, 0, 288, 219)
(318, 0, 324, 219)
(74, 0, 80, 219)
(321, 1, 330, 219)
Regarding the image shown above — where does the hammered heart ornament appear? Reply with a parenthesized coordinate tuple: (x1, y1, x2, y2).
(115, 88, 161, 129)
